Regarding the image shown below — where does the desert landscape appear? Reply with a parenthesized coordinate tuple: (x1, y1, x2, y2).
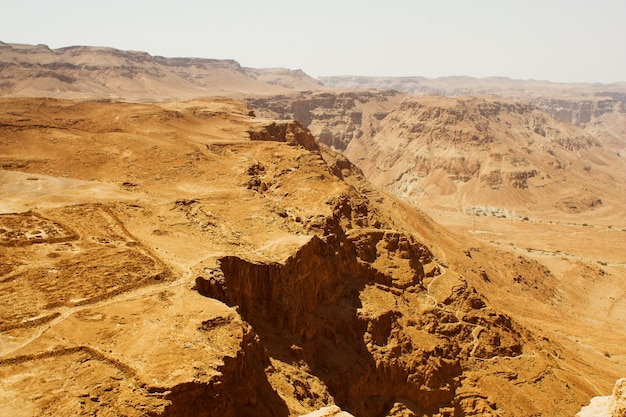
(0, 42, 625, 417)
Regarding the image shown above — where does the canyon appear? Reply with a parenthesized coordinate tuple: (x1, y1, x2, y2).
(247, 91, 625, 222)
(1, 42, 625, 416)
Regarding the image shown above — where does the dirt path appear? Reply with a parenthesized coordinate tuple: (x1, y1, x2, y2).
(0, 276, 187, 358)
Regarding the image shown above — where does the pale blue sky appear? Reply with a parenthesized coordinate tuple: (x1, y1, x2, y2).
(1, 0, 625, 83)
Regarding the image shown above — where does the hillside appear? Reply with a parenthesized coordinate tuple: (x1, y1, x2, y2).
(1, 42, 625, 416)
(0, 42, 323, 100)
(248, 93, 626, 221)
(317, 75, 626, 158)
(345, 96, 625, 220)
(1, 97, 623, 416)
(246, 92, 626, 417)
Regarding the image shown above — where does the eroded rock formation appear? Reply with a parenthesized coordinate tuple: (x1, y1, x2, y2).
(248, 120, 319, 151)
(249, 93, 624, 218)
(534, 98, 624, 128)
(247, 90, 403, 152)
(576, 378, 626, 417)
(194, 185, 536, 416)
(0, 97, 620, 417)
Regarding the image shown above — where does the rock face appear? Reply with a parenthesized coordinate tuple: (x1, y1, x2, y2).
(576, 378, 626, 417)
(0, 97, 606, 417)
(317, 77, 626, 156)
(534, 96, 626, 157)
(317, 75, 626, 168)
(347, 96, 623, 217)
(0, 41, 321, 99)
(249, 93, 625, 218)
(248, 120, 320, 151)
(533, 98, 624, 127)
(202, 193, 526, 416)
(159, 321, 289, 417)
(248, 90, 404, 151)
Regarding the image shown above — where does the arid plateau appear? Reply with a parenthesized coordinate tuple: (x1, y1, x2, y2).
(0, 42, 625, 417)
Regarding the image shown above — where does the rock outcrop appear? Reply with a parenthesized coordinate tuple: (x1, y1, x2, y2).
(576, 378, 626, 417)
(299, 405, 355, 417)
(159, 321, 289, 417)
(533, 98, 624, 128)
(194, 183, 538, 417)
(247, 90, 403, 151)
(248, 120, 319, 151)
(0, 96, 618, 417)
(342, 96, 619, 214)
(250, 93, 625, 218)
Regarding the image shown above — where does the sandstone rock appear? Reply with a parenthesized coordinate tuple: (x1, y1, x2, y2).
(248, 120, 319, 151)
(613, 379, 626, 417)
(299, 405, 355, 417)
(0, 96, 620, 417)
(247, 90, 403, 151)
(251, 92, 624, 218)
(576, 378, 626, 417)
(534, 98, 623, 128)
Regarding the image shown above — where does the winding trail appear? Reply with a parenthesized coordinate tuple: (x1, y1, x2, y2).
(607, 290, 626, 318)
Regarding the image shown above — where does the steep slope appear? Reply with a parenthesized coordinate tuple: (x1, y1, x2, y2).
(534, 96, 626, 155)
(249, 93, 625, 222)
(247, 90, 406, 151)
(1, 97, 618, 416)
(318, 75, 626, 157)
(0, 41, 322, 100)
(345, 96, 626, 221)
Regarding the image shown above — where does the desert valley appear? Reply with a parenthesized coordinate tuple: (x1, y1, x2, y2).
(0, 42, 625, 417)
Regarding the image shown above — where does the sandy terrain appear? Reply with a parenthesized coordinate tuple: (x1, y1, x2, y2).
(1, 41, 625, 416)
(0, 97, 624, 417)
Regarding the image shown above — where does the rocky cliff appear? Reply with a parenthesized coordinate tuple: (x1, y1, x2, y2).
(0, 41, 322, 99)
(533, 97, 624, 127)
(249, 93, 625, 219)
(576, 378, 626, 417)
(0, 97, 608, 417)
(317, 75, 626, 158)
(533, 96, 626, 156)
(247, 120, 320, 151)
(192, 179, 560, 415)
(248, 90, 404, 151)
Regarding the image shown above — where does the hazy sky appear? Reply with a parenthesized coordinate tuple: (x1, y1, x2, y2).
(2, 0, 625, 83)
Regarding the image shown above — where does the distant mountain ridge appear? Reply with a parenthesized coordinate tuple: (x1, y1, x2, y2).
(0, 41, 324, 100)
(317, 76, 626, 133)
(318, 75, 626, 99)
(4, 41, 626, 106)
